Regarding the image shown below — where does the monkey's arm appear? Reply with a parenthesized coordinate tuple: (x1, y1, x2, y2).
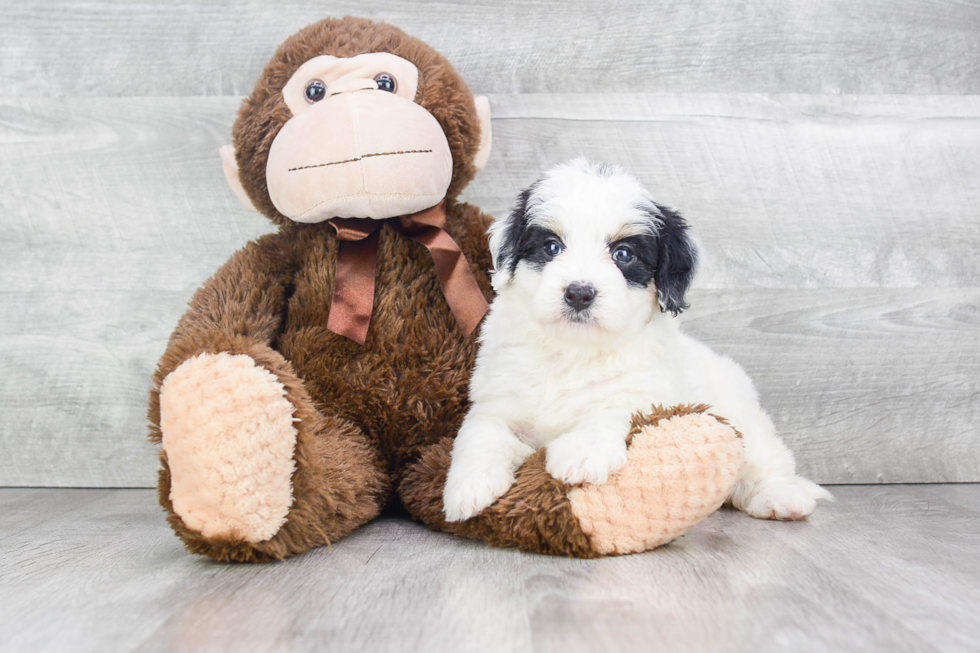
(169, 233, 294, 355)
(148, 231, 297, 444)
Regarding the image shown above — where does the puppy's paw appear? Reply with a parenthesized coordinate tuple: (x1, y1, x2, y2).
(741, 477, 832, 521)
(546, 433, 628, 486)
(443, 462, 516, 522)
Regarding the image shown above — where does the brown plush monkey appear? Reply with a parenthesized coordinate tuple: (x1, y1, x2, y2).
(148, 16, 743, 562)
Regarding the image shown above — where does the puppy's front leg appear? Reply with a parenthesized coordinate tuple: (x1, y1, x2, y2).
(546, 412, 631, 485)
(443, 413, 535, 522)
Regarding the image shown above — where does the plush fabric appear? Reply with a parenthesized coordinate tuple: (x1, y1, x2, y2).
(279, 53, 421, 111)
(148, 16, 743, 562)
(232, 17, 484, 228)
(568, 407, 743, 555)
(265, 90, 453, 222)
(161, 352, 298, 543)
(400, 404, 741, 557)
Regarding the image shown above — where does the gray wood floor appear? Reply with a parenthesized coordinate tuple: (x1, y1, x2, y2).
(1, 485, 977, 653)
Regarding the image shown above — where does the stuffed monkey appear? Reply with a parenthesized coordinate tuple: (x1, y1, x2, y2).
(148, 16, 742, 562)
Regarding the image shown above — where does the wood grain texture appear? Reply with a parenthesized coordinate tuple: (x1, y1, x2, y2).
(2, 92, 979, 486)
(0, 486, 978, 652)
(682, 288, 980, 484)
(4, 93, 979, 285)
(0, 96, 273, 487)
(2, 0, 980, 97)
(472, 93, 980, 289)
(2, 282, 975, 486)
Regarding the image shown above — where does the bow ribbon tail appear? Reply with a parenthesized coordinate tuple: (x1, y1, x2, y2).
(326, 202, 489, 345)
(327, 228, 380, 345)
(406, 227, 489, 338)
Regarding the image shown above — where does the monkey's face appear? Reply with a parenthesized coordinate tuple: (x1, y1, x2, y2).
(265, 53, 454, 223)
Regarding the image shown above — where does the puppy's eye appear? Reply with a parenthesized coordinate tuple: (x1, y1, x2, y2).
(374, 73, 397, 93)
(544, 240, 563, 258)
(612, 246, 635, 264)
(305, 80, 327, 103)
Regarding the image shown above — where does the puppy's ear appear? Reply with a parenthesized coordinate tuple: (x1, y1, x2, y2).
(653, 203, 698, 315)
(488, 185, 533, 277)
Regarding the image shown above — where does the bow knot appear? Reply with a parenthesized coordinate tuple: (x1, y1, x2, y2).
(326, 201, 489, 345)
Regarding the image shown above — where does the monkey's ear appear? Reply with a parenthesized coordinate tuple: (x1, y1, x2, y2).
(473, 96, 492, 171)
(219, 145, 258, 212)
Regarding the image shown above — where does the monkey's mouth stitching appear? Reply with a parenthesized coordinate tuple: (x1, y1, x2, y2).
(288, 149, 434, 172)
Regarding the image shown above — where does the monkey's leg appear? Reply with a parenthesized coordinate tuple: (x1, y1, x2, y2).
(149, 235, 387, 561)
(399, 405, 742, 557)
(156, 339, 388, 562)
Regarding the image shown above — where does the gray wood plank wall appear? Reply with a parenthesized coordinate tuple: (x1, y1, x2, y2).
(1, 1, 978, 486)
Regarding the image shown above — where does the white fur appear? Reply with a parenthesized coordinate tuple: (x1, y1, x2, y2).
(443, 159, 832, 522)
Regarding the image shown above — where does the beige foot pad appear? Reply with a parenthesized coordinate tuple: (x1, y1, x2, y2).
(568, 407, 743, 555)
(160, 352, 298, 543)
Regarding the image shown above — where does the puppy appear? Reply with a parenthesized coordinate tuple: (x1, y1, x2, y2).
(443, 159, 832, 523)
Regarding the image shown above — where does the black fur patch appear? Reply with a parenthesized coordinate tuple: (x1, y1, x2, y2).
(644, 202, 698, 315)
(497, 182, 564, 274)
(516, 225, 563, 272)
(494, 185, 533, 273)
(609, 232, 660, 289)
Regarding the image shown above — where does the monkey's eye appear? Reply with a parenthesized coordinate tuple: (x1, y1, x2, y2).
(374, 73, 397, 93)
(305, 80, 327, 103)
(612, 245, 635, 264)
(544, 240, 563, 258)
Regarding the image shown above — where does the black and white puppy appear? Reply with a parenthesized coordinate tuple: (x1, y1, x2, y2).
(443, 158, 831, 522)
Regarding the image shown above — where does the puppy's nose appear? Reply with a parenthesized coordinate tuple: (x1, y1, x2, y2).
(563, 282, 596, 311)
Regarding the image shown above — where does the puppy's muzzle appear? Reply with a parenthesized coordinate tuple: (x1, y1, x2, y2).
(563, 282, 596, 312)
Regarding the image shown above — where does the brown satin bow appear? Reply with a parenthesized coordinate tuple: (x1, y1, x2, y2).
(326, 200, 489, 345)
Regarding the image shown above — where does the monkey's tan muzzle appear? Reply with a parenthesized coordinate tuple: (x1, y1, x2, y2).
(266, 90, 453, 223)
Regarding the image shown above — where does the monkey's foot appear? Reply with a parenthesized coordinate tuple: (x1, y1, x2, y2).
(401, 405, 743, 557)
(567, 406, 743, 554)
(159, 352, 298, 544)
